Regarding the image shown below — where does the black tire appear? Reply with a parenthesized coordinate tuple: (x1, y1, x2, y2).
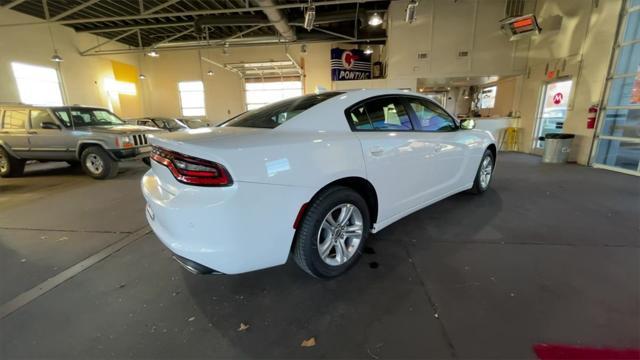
(469, 149, 495, 194)
(80, 146, 118, 179)
(293, 186, 371, 278)
(0, 147, 25, 178)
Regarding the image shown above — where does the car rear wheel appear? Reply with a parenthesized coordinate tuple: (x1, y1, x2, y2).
(0, 147, 25, 178)
(293, 186, 370, 278)
(80, 146, 118, 179)
(469, 149, 494, 194)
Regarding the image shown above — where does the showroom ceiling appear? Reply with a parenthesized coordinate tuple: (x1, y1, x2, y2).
(1, 0, 390, 53)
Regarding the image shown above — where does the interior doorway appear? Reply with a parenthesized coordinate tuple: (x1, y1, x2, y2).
(533, 79, 573, 149)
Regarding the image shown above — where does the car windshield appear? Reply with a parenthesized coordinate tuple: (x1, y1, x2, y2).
(181, 119, 208, 129)
(154, 118, 185, 131)
(222, 92, 343, 129)
(59, 108, 125, 127)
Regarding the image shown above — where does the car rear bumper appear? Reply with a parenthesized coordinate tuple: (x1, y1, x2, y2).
(141, 167, 314, 274)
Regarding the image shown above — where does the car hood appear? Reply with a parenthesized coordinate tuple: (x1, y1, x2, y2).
(78, 125, 164, 134)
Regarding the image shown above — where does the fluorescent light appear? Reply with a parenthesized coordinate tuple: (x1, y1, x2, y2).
(405, 0, 418, 24)
(368, 12, 383, 26)
(147, 49, 159, 57)
(304, 4, 316, 30)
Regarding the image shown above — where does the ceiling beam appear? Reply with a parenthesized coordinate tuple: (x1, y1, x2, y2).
(151, 27, 194, 48)
(0, 0, 387, 27)
(2, 0, 28, 9)
(78, 21, 193, 34)
(50, 0, 101, 21)
(80, 29, 137, 55)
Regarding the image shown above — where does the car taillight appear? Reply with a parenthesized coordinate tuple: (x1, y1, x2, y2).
(150, 146, 232, 187)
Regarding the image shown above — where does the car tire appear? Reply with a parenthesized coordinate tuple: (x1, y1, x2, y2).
(0, 147, 25, 178)
(80, 146, 118, 179)
(293, 186, 370, 278)
(469, 149, 494, 194)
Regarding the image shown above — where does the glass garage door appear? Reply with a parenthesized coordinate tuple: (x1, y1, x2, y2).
(593, 0, 640, 175)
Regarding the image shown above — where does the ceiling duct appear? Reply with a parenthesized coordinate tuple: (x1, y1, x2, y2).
(251, 0, 296, 41)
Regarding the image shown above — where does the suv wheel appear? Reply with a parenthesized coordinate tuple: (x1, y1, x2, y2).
(0, 147, 26, 178)
(293, 186, 370, 278)
(80, 146, 118, 179)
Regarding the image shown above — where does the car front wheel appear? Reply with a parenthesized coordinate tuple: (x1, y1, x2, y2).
(0, 147, 25, 178)
(80, 146, 118, 179)
(293, 186, 370, 278)
(469, 149, 494, 194)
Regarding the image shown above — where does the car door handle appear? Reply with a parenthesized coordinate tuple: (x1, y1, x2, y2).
(369, 147, 384, 156)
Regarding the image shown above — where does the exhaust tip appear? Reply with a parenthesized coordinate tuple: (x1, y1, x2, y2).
(172, 255, 221, 275)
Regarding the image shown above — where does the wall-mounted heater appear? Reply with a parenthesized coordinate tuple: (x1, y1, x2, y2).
(500, 14, 541, 41)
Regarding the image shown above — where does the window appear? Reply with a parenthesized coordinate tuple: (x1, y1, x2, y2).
(66, 108, 125, 127)
(178, 81, 205, 117)
(53, 110, 72, 127)
(30, 110, 58, 129)
(11, 62, 64, 106)
(408, 99, 457, 132)
(479, 85, 497, 109)
(349, 98, 413, 131)
(245, 80, 303, 110)
(2, 110, 27, 129)
(224, 92, 343, 129)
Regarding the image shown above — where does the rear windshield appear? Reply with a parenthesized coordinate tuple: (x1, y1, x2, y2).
(222, 92, 343, 129)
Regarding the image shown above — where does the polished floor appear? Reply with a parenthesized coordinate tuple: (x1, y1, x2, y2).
(0, 153, 638, 359)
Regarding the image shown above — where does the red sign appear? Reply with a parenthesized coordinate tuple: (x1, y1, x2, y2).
(552, 92, 564, 105)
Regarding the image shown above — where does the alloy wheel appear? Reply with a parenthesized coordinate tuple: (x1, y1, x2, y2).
(85, 154, 104, 175)
(316, 203, 364, 266)
(0, 151, 7, 173)
(479, 156, 493, 189)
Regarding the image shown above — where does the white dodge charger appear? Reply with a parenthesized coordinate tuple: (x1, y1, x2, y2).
(142, 89, 496, 278)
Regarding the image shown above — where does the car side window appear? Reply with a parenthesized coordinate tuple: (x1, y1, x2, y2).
(3, 110, 27, 130)
(349, 98, 413, 131)
(53, 110, 72, 127)
(30, 110, 57, 129)
(407, 99, 457, 132)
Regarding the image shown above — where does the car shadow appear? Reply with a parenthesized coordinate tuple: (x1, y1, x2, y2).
(180, 188, 503, 358)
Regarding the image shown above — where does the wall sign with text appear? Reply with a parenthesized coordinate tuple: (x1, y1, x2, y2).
(331, 48, 371, 81)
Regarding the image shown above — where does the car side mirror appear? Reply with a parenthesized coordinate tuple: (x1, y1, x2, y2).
(41, 122, 62, 130)
(460, 118, 475, 130)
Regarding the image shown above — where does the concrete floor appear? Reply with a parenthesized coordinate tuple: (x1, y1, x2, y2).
(0, 153, 638, 359)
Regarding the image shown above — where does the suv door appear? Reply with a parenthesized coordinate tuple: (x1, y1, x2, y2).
(404, 97, 475, 195)
(1, 109, 30, 158)
(347, 96, 438, 223)
(28, 109, 76, 160)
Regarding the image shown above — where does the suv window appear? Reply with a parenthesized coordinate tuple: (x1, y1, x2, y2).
(68, 108, 124, 127)
(2, 110, 27, 129)
(30, 110, 57, 129)
(53, 110, 72, 127)
(407, 98, 457, 132)
(349, 97, 413, 131)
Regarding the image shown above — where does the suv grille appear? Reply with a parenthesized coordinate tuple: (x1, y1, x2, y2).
(132, 134, 148, 146)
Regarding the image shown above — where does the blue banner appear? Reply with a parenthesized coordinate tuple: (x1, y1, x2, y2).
(331, 48, 371, 81)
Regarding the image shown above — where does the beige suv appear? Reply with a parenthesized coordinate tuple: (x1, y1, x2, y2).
(0, 104, 163, 179)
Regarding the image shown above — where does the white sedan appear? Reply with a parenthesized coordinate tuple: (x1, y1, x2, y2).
(141, 89, 496, 278)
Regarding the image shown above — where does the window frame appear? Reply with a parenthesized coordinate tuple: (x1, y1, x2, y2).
(344, 95, 460, 133)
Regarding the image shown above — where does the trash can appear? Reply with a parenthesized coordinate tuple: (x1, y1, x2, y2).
(539, 133, 575, 163)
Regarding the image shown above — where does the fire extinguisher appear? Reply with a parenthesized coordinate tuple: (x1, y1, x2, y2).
(587, 105, 598, 129)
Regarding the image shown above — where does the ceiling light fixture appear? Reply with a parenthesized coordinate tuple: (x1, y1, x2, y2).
(368, 12, 383, 26)
(207, 69, 214, 76)
(364, 45, 373, 55)
(224, 41, 230, 48)
(139, 73, 147, 80)
(222, 47, 229, 56)
(405, 0, 418, 24)
(147, 48, 159, 57)
(304, 3, 316, 30)
(50, 50, 64, 62)
(301, 44, 308, 54)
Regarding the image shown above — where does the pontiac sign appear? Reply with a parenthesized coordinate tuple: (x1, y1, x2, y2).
(331, 48, 372, 81)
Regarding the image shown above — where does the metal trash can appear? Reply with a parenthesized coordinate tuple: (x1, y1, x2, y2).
(539, 133, 575, 163)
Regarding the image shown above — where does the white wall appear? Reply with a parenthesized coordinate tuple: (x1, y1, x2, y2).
(516, 0, 622, 164)
(142, 43, 332, 124)
(385, 0, 531, 83)
(0, 8, 144, 117)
